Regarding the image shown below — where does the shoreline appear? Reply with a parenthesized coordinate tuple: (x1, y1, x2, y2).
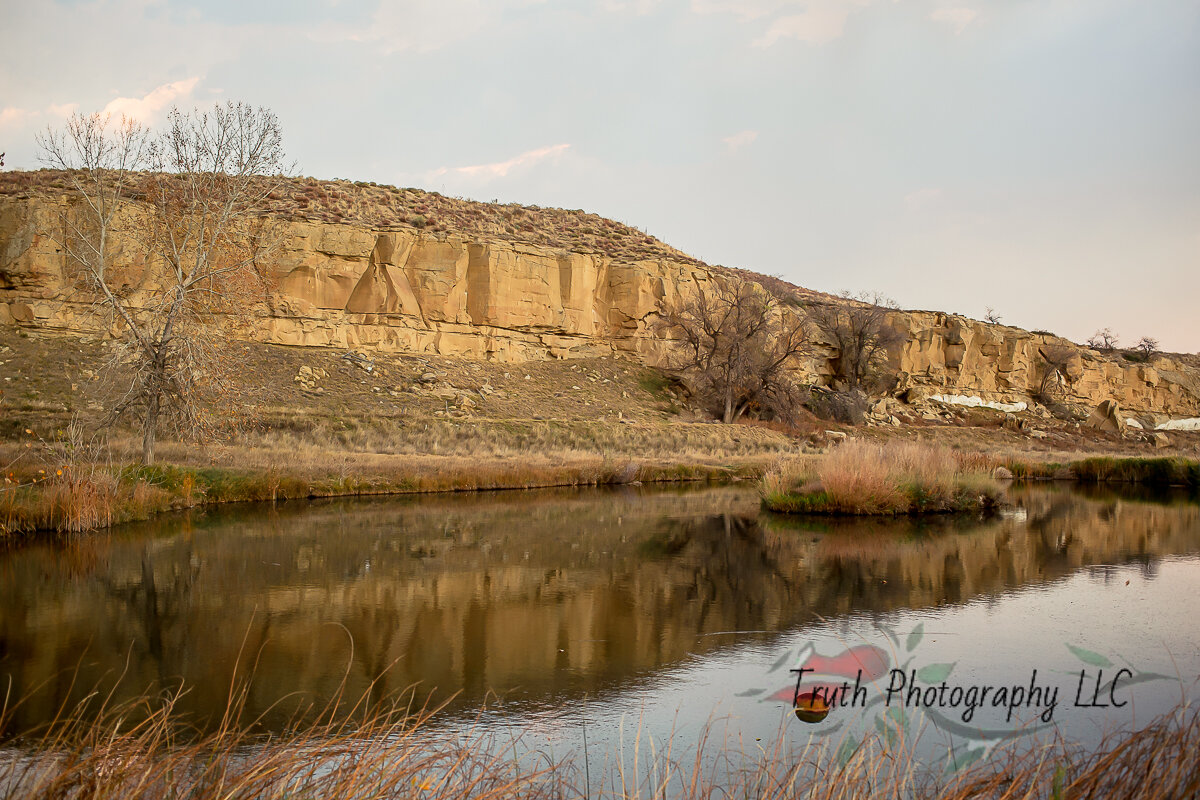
(3, 450, 1196, 538)
(0, 455, 771, 537)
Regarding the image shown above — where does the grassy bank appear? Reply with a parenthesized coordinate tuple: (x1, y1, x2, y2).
(760, 441, 1005, 515)
(998, 455, 1200, 486)
(7, 438, 1197, 536)
(2, 679, 1197, 800)
(1, 453, 768, 536)
(1067, 455, 1200, 486)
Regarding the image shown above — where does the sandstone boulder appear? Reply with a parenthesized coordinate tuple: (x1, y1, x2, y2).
(294, 365, 328, 392)
(1084, 400, 1126, 435)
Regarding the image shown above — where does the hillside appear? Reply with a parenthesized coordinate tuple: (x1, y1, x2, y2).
(0, 170, 837, 303)
(2, 170, 1199, 438)
(1, 169, 1199, 538)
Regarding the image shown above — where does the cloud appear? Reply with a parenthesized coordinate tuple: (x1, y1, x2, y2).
(930, 7, 977, 34)
(701, 1, 980, 47)
(691, 0, 791, 21)
(320, 0, 546, 54)
(601, 0, 661, 13)
(429, 143, 572, 181)
(0, 107, 33, 129)
(46, 103, 79, 118)
(0, 102, 80, 131)
(722, 130, 759, 151)
(102, 77, 202, 123)
(753, 1, 864, 47)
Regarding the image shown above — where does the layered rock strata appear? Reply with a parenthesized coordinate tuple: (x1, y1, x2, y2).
(2, 196, 1197, 415)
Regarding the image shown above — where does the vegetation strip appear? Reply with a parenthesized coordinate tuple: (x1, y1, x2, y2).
(1, 458, 766, 536)
(5, 444, 1197, 536)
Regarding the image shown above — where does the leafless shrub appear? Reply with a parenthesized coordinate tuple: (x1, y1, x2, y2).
(1087, 327, 1119, 352)
(804, 386, 869, 425)
(654, 279, 809, 423)
(805, 291, 903, 393)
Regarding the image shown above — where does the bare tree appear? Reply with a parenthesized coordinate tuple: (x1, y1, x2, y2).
(654, 280, 808, 423)
(805, 291, 902, 393)
(984, 307, 1002, 325)
(38, 103, 290, 463)
(1087, 328, 1119, 353)
(1134, 336, 1159, 359)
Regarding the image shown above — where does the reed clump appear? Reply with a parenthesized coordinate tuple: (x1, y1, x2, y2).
(761, 440, 1005, 515)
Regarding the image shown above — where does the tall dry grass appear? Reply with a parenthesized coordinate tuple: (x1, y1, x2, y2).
(761, 440, 1004, 515)
(2, 674, 1197, 799)
(0, 682, 558, 800)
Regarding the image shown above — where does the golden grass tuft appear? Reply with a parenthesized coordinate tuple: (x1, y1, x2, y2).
(761, 440, 1004, 515)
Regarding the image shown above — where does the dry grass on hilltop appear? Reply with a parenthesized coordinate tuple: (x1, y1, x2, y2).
(0, 170, 845, 306)
(0, 169, 703, 266)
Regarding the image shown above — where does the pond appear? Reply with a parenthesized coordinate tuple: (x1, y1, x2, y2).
(1, 482, 1198, 777)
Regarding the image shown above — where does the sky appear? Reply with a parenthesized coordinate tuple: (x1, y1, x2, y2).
(3, 0, 1198, 352)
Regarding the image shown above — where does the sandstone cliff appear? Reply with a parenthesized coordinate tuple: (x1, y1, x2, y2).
(1, 188, 1197, 417)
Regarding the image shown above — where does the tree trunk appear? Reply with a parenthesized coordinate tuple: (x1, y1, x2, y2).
(723, 383, 734, 424)
(142, 392, 159, 465)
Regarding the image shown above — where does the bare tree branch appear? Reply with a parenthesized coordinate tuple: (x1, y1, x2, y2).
(37, 103, 291, 463)
(653, 280, 809, 423)
(1087, 328, 1119, 353)
(805, 291, 902, 393)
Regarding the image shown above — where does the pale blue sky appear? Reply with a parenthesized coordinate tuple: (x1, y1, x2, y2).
(3, 0, 1197, 351)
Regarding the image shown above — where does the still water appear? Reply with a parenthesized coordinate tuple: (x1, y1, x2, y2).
(2, 483, 1199, 771)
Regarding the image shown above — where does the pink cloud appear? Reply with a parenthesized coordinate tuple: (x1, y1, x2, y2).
(930, 7, 978, 34)
(102, 77, 201, 123)
(431, 143, 572, 181)
(0, 107, 33, 129)
(722, 130, 759, 151)
(754, 3, 857, 47)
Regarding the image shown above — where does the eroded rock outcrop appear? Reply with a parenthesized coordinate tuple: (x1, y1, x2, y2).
(1, 195, 1197, 415)
(884, 312, 1200, 416)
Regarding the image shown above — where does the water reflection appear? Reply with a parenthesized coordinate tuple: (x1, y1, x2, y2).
(0, 484, 1197, 736)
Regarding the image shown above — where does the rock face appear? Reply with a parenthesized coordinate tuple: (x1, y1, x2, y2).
(886, 312, 1200, 416)
(0, 196, 710, 364)
(2, 195, 1198, 415)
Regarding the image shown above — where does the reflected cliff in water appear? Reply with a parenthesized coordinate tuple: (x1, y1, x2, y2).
(1, 484, 1197, 734)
